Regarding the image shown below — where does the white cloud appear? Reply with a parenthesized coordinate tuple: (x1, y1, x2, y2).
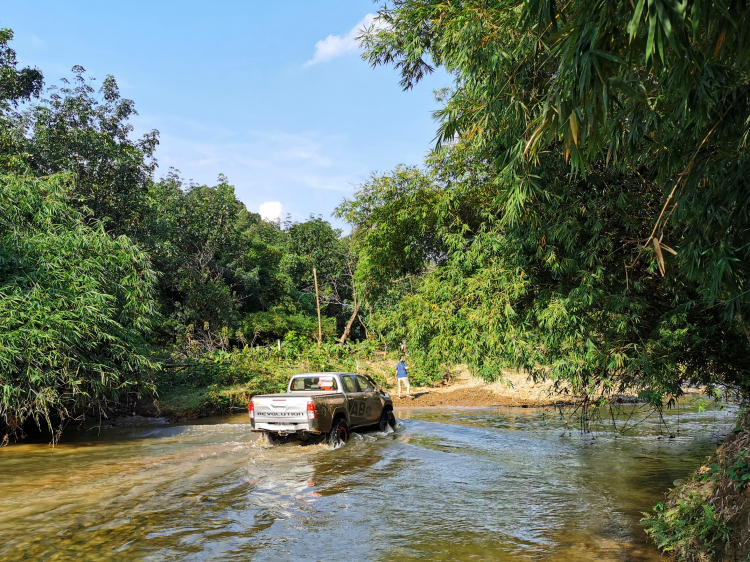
(305, 13, 376, 66)
(259, 201, 283, 222)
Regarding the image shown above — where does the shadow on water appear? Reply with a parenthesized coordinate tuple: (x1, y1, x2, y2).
(0, 404, 737, 561)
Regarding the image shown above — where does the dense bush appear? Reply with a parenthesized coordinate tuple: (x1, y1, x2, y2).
(0, 174, 157, 437)
(149, 337, 394, 417)
(338, 0, 750, 404)
(242, 311, 337, 344)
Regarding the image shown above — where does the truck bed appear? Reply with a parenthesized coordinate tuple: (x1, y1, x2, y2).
(252, 391, 343, 400)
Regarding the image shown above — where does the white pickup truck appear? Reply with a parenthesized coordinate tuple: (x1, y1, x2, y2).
(248, 372, 396, 446)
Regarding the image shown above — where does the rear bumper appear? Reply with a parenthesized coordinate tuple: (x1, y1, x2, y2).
(252, 419, 321, 434)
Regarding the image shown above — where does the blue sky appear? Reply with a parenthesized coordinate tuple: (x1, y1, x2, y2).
(3, 1, 450, 226)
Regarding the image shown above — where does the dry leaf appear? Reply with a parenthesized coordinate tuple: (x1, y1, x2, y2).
(653, 238, 665, 276)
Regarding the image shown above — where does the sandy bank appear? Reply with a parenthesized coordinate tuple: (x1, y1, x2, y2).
(389, 368, 571, 408)
(387, 366, 706, 408)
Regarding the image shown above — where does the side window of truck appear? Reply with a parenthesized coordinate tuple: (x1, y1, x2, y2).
(342, 376, 357, 393)
(355, 375, 373, 392)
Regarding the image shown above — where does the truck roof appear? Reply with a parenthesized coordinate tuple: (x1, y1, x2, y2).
(251, 372, 369, 400)
(289, 372, 358, 377)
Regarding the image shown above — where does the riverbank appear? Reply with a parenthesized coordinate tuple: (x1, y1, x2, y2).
(135, 363, 564, 421)
(392, 367, 572, 407)
(643, 409, 750, 561)
(135, 361, 708, 422)
(393, 370, 709, 408)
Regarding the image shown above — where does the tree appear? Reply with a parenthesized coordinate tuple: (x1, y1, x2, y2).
(146, 172, 296, 343)
(340, 2, 750, 401)
(285, 216, 344, 309)
(0, 174, 157, 439)
(361, 0, 750, 331)
(8, 66, 159, 241)
(284, 216, 363, 341)
(0, 28, 44, 171)
(0, 28, 43, 109)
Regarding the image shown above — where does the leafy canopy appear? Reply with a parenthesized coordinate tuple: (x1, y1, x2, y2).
(342, 0, 750, 400)
(361, 0, 750, 323)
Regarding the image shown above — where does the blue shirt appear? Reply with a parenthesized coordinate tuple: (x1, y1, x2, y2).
(396, 361, 408, 378)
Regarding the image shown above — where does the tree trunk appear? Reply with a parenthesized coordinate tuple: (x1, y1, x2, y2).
(313, 267, 322, 348)
(357, 314, 370, 339)
(338, 298, 360, 345)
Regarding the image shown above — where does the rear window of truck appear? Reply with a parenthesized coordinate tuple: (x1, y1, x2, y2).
(290, 375, 338, 391)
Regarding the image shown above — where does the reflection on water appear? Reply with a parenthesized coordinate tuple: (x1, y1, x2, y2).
(0, 404, 736, 561)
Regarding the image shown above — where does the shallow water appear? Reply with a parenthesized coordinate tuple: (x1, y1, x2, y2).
(0, 404, 736, 561)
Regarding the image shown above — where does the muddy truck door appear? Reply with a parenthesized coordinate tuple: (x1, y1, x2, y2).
(341, 375, 367, 427)
(354, 374, 382, 425)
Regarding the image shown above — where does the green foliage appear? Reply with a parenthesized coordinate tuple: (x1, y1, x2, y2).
(342, 142, 750, 395)
(726, 451, 750, 490)
(285, 215, 344, 292)
(153, 338, 390, 416)
(8, 67, 159, 240)
(166, 351, 282, 390)
(144, 174, 361, 345)
(0, 28, 43, 110)
(0, 173, 157, 435)
(152, 351, 289, 416)
(0, 28, 44, 174)
(283, 215, 360, 335)
(336, 166, 445, 299)
(362, 0, 750, 319)
(643, 496, 731, 560)
(145, 173, 294, 334)
(242, 311, 337, 344)
(345, 0, 750, 399)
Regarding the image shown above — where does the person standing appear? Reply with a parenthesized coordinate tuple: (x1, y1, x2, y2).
(396, 357, 411, 399)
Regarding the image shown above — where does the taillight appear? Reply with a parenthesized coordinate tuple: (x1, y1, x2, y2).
(248, 401, 254, 419)
(307, 399, 316, 419)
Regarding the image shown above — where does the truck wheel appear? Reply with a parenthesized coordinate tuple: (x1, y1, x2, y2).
(329, 418, 349, 447)
(379, 410, 396, 432)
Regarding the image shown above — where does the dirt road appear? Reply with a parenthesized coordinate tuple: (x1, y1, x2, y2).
(390, 368, 572, 407)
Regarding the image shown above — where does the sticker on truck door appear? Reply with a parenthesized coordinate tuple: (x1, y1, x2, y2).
(348, 401, 372, 417)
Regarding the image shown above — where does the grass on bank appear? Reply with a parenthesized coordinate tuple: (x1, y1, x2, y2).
(139, 336, 404, 420)
(642, 409, 750, 561)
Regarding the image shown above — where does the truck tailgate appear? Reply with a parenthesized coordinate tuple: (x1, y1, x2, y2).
(253, 395, 310, 427)
(251, 392, 345, 433)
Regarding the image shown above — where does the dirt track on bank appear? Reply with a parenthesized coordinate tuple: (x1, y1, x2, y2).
(389, 368, 573, 408)
(385, 366, 707, 408)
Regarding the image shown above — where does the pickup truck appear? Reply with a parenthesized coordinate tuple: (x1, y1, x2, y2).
(247, 372, 396, 446)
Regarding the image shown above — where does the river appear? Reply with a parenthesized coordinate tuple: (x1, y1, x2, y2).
(0, 404, 736, 561)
